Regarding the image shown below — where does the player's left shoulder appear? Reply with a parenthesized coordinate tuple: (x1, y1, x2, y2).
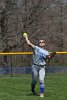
(43, 49, 49, 55)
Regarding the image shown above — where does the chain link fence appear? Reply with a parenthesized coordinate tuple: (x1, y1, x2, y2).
(0, 52, 67, 76)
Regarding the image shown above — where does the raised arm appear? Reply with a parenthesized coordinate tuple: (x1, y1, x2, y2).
(23, 33, 35, 48)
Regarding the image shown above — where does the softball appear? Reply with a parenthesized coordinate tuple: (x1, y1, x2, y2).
(23, 32, 28, 38)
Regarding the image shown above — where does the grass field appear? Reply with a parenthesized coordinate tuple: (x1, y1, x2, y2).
(0, 74, 67, 100)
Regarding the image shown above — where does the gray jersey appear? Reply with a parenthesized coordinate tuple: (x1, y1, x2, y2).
(33, 46, 49, 66)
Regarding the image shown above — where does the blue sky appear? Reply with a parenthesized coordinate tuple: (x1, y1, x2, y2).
(16, 0, 67, 7)
(62, 0, 67, 3)
(16, 0, 24, 7)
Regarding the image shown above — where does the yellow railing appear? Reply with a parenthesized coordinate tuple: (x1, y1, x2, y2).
(0, 52, 67, 55)
(0, 52, 33, 55)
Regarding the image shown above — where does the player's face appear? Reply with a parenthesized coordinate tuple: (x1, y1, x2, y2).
(39, 40, 45, 47)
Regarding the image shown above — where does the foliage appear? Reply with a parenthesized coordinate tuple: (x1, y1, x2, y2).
(0, 0, 67, 66)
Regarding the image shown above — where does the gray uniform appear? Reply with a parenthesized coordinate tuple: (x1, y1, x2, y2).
(32, 46, 49, 84)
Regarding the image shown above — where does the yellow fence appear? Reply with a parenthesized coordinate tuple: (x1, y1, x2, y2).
(0, 52, 67, 55)
(0, 51, 67, 76)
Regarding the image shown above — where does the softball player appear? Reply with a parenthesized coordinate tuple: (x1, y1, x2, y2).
(23, 33, 56, 97)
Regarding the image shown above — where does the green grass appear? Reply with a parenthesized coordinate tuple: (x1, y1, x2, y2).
(0, 74, 67, 100)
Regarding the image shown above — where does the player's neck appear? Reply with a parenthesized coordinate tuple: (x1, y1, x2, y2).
(40, 46, 45, 49)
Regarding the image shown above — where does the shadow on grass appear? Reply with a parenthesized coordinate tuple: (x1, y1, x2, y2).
(26, 93, 40, 96)
(26, 92, 52, 97)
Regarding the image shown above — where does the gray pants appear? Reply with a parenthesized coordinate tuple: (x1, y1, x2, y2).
(31, 64, 46, 85)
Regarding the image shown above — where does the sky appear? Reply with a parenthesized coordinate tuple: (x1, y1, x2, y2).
(62, 0, 67, 3)
(16, 0, 67, 7)
(16, 0, 24, 7)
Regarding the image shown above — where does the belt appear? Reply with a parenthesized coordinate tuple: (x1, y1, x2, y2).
(34, 63, 46, 67)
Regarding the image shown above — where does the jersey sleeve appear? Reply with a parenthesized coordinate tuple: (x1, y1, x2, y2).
(33, 45, 38, 50)
(45, 50, 49, 56)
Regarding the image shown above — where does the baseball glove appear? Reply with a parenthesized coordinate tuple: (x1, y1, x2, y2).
(46, 52, 56, 63)
(50, 52, 56, 59)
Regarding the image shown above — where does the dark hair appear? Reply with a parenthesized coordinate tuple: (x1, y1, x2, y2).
(38, 37, 45, 41)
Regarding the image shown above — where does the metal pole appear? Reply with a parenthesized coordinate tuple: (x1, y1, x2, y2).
(10, 55, 13, 77)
